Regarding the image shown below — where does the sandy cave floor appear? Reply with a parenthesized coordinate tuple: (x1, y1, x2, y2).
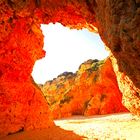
(2, 113, 140, 140)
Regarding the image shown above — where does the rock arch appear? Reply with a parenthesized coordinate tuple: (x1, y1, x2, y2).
(0, 0, 140, 136)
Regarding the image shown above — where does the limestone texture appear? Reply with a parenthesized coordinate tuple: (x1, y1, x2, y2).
(0, 0, 140, 136)
(92, 0, 140, 117)
(40, 59, 128, 119)
(0, 4, 54, 136)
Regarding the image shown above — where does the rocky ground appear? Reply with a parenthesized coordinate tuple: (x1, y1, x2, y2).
(2, 113, 140, 140)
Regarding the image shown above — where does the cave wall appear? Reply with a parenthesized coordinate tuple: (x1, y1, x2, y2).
(0, 0, 140, 136)
(91, 0, 140, 116)
(0, 2, 54, 136)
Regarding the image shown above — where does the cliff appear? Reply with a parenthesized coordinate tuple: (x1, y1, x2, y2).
(40, 59, 128, 119)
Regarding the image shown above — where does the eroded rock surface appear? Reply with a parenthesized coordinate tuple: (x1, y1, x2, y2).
(92, 0, 140, 116)
(0, 5, 53, 136)
(40, 59, 128, 119)
(0, 0, 140, 136)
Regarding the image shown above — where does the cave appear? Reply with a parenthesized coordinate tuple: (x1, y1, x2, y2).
(0, 0, 140, 137)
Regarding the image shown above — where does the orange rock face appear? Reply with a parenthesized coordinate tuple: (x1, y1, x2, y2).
(0, 0, 140, 136)
(0, 4, 53, 136)
(41, 59, 128, 119)
(84, 59, 128, 115)
(92, 0, 140, 116)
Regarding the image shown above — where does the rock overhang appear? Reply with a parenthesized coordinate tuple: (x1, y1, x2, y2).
(0, 0, 140, 136)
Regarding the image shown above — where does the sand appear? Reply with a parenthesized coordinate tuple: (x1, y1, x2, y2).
(2, 113, 140, 140)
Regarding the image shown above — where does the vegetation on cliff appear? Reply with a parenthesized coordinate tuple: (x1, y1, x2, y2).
(40, 58, 128, 119)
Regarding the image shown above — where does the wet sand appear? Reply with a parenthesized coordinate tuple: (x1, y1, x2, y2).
(2, 113, 140, 140)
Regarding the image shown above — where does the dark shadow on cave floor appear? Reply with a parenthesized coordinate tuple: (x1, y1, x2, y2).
(2, 126, 85, 140)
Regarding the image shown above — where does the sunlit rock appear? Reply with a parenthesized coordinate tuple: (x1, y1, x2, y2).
(40, 59, 128, 118)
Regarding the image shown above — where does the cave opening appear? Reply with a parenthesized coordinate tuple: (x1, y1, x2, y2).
(32, 23, 109, 84)
(1, 0, 140, 138)
(30, 22, 128, 120)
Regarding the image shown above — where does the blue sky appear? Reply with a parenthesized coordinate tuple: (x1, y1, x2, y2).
(32, 23, 109, 84)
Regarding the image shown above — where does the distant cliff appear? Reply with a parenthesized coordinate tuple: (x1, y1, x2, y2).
(40, 58, 128, 119)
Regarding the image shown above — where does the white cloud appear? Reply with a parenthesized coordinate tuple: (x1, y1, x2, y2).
(32, 23, 109, 84)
